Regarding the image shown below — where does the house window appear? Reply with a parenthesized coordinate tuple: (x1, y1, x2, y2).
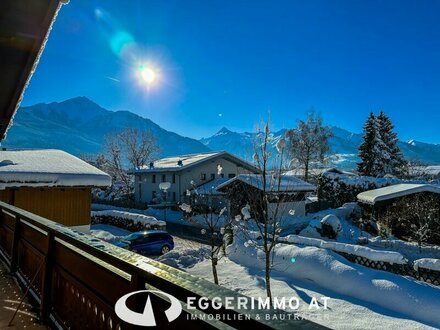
(210, 173, 215, 180)
(152, 175, 156, 183)
(152, 191, 157, 199)
(172, 174, 176, 183)
(138, 183, 142, 200)
(200, 173, 206, 180)
(228, 173, 235, 178)
(220, 173, 224, 178)
(162, 174, 166, 182)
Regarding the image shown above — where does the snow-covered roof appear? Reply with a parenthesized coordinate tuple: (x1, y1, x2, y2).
(357, 184, 440, 205)
(217, 174, 316, 193)
(0, 149, 112, 189)
(409, 166, 440, 176)
(194, 178, 230, 195)
(284, 167, 357, 177)
(129, 151, 259, 173)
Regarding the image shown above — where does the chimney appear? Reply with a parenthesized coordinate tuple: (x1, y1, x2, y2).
(149, 162, 154, 168)
(177, 160, 183, 166)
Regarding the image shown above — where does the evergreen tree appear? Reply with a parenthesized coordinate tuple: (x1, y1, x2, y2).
(357, 112, 389, 176)
(377, 111, 407, 175)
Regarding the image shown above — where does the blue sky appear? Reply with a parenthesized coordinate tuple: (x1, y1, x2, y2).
(23, 0, 440, 142)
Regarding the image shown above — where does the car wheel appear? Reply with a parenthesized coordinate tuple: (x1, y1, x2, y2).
(161, 245, 170, 255)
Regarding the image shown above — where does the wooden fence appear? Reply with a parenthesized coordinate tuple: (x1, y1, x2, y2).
(0, 201, 324, 329)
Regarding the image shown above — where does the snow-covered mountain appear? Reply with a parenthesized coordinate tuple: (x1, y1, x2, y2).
(2, 97, 210, 157)
(2, 96, 440, 169)
(200, 126, 440, 169)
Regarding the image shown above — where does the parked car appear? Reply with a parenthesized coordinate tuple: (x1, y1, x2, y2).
(114, 230, 174, 255)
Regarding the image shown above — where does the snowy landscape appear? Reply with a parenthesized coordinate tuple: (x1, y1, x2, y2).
(90, 202, 440, 329)
(2, 1, 440, 329)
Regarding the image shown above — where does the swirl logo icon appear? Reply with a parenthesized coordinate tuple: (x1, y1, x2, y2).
(115, 290, 182, 326)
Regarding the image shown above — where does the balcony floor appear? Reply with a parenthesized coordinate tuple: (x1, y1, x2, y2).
(0, 260, 48, 329)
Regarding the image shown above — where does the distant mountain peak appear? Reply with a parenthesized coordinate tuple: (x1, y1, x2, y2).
(214, 127, 233, 136)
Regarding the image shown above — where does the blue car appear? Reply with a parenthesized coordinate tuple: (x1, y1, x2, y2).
(114, 230, 174, 255)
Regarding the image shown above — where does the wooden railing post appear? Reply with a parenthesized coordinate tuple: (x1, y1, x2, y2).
(40, 232, 54, 322)
(10, 216, 21, 272)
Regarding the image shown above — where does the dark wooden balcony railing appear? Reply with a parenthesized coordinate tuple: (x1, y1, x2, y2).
(0, 201, 323, 329)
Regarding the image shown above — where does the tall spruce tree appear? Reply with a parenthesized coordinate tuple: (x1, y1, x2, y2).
(358, 112, 406, 177)
(377, 111, 407, 175)
(357, 112, 389, 176)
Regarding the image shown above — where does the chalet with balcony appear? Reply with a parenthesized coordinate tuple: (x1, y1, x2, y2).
(217, 174, 316, 220)
(130, 151, 260, 204)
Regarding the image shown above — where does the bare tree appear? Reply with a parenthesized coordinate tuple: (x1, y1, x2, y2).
(382, 193, 440, 252)
(104, 127, 159, 196)
(105, 133, 132, 195)
(119, 128, 160, 170)
(179, 166, 232, 284)
(286, 110, 332, 182)
(232, 119, 289, 304)
(180, 202, 229, 285)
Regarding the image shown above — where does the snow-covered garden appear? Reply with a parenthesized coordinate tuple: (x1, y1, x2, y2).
(90, 185, 440, 328)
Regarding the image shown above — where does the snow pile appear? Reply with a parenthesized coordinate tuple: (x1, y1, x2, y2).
(92, 204, 184, 224)
(157, 246, 211, 269)
(281, 202, 361, 236)
(321, 171, 403, 188)
(90, 230, 120, 243)
(320, 214, 342, 233)
(228, 231, 440, 327)
(90, 224, 131, 243)
(279, 235, 407, 264)
(414, 258, 440, 272)
(298, 225, 321, 239)
(369, 237, 440, 261)
(92, 210, 166, 227)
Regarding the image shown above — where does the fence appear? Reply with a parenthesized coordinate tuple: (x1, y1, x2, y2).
(0, 201, 324, 329)
(332, 252, 440, 286)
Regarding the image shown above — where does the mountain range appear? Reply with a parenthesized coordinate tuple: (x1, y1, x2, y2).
(2, 97, 440, 169)
(2, 97, 210, 157)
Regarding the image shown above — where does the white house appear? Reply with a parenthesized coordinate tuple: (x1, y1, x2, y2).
(129, 151, 260, 204)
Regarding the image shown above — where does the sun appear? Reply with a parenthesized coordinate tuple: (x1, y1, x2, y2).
(140, 66, 157, 85)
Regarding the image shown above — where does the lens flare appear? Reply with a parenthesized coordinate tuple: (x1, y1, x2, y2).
(141, 66, 157, 84)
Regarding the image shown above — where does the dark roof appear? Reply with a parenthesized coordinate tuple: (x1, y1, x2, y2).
(0, 0, 66, 140)
(217, 174, 316, 193)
